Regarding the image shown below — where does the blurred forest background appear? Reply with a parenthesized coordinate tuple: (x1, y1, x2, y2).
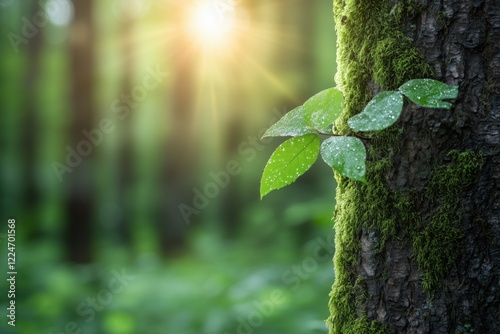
(0, 0, 338, 333)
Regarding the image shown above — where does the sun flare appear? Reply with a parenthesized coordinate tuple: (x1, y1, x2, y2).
(188, 2, 235, 47)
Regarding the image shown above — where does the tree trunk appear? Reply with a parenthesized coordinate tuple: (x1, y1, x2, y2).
(157, 3, 194, 254)
(116, 5, 135, 248)
(22, 0, 43, 211)
(327, 0, 500, 333)
(65, 0, 95, 263)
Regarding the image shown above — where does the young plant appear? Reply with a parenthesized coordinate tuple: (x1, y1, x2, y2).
(260, 79, 459, 199)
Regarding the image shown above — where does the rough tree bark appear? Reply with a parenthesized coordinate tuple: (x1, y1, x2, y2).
(327, 0, 500, 333)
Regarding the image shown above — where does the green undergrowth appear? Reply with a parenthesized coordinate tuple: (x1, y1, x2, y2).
(327, 0, 435, 332)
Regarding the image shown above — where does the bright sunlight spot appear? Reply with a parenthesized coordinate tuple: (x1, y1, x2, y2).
(188, 2, 235, 47)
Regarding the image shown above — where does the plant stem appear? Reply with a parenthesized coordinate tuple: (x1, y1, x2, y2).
(306, 126, 371, 141)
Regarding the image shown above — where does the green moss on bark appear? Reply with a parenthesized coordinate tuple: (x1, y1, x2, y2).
(328, 0, 484, 331)
(332, 0, 432, 135)
(327, 0, 433, 332)
(414, 151, 483, 292)
(373, 34, 430, 89)
(340, 316, 389, 334)
(327, 156, 408, 333)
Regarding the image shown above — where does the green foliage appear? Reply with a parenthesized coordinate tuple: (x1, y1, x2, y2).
(17, 228, 334, 334)
(320, 137, 366, 183)
(303, 88, 344, 132)
(263, 88, 343, 138)
(260, 75, 457, 334)
(260, 134, 320, 199)
(263, 106, 316, 138)
(260, 79, 457, 198)
(399, 79, 459, 109)
(347, 91, 403, 132)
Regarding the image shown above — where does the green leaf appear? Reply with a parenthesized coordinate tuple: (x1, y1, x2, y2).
(320, 136, 367, 183)
(399, 79, 458, 109)
(262, 106, 315, 138)
(303, 88, 343, 132)
(347, 91, 403, 132)
(260, 134, 320, 198)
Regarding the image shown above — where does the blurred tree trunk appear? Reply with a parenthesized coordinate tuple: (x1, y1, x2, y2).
(22, 0, 43, 218)
(158, 3, 195, 254)
(116, 6, 134, 248)
(327, 0, 500, 333)
(219, 102, 243, 237)
(65, 0, 95, 263)
(292, 0, 315, 100)
(219, 2, 253, 237)
(273, 0, 315, 106)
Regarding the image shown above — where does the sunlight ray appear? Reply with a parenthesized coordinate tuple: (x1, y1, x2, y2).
(241, 52, 300, 105)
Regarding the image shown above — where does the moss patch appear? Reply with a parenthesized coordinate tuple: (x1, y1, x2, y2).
(413, 151, 483, 292)
(327, 0, 433, 333)
(329, 316, 389, 334)
(373, 34, 430, 90)
(332, 0, 433, 136)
